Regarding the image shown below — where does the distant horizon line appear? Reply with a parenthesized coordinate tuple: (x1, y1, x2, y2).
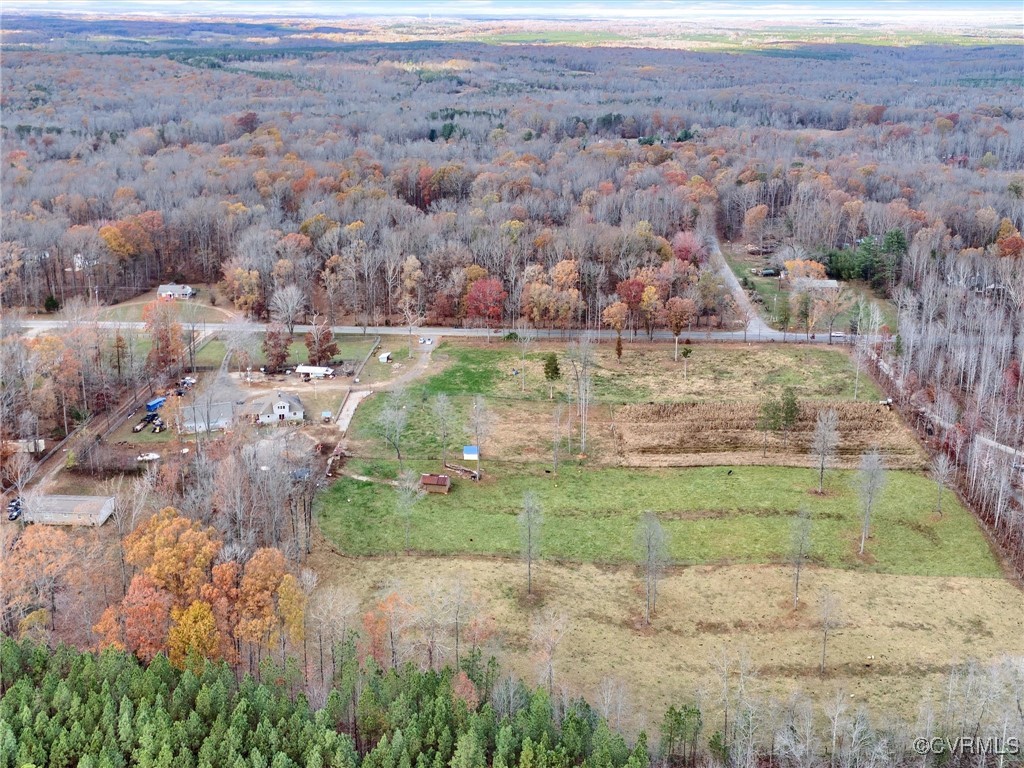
(2, 0, 1021, 27)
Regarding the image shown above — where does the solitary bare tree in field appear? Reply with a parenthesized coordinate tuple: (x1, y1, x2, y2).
(790, 508, 812, 608)
(811, 408, 840, 493)
(551, 403, 564, 474)
(518, 491, 543, 596)
(930, 453, 953, 517)
(516, 325, 535, 393)
(378, 389, 409, 470)
(819, 587, 841, 675)
(469, 395, 491, 475)
(431, 393, 456, 468)
(636, 511, 668, 625)
(396, 469, 425, 552)
(856, 450, 886, 555)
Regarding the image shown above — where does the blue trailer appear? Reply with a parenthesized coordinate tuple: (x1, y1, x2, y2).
(145, 396, 167, 413)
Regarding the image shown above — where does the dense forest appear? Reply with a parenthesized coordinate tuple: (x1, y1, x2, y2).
(0, 637, 650, 768)
(2, 637, 1021, 768)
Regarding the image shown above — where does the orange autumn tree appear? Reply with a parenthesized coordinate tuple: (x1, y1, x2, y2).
(5, 524, 74, 630)
(98, 507, 222, 666)
(277, 573, 307, 650)
(167, 600, 220, 670)
(236, 547, 287, 661)
(124, 506, 221, 605)
(784, 259, 827, 280)
(602, 301, 629, 359)
(362, 591, 418, 670)
(95, 508, 305, 671)
(200, 560, 242, 664)
(121, 573, 173, 663)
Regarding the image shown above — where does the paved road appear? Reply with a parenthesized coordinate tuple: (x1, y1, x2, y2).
(21, 318, 825, 344)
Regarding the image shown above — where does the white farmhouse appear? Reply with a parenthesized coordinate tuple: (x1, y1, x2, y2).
(246, 392, 305, 425)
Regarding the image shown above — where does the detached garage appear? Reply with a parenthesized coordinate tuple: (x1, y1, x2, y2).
(23, 495, 115, 526)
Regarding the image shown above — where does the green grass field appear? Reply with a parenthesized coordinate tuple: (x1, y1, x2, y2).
(196, 335, 376, 369)
(415, 341, 881, 403)
(317, 464, 999, 578)
(345, 341, 884, 465)
(97, 299, 225, 323)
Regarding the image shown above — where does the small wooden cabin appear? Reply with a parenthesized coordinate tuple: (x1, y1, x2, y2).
(420, 473, 451, 494)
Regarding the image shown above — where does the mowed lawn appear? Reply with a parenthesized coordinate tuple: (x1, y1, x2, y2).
(318, 464, 1000, 578)
(195, 335, 375, 369)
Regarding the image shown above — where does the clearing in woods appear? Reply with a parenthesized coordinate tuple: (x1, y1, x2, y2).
(318, 337, 1014, 720)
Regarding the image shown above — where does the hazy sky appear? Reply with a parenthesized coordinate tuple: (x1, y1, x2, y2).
(3, 0, 1021, 25)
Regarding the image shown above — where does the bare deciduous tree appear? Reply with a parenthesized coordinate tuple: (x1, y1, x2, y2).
(819, 587, 841, 675)
(446, 576, 471, 670)
(469, 395, 491, 475)
(566, 336, 594, 453)
(636, 511, 668, 625)
(811, 408, 840, 493)
(856, 450, 886, 555)
(530, 608, 568, 694)
(552, 403, 564, 474)
(309, 584, 359, 687)
(516, 324, 535, 393)
(790, 507, 812, 608)
(431, 393, 456, 468)
(519, 491, 543, 595)
(930, 453, 953, 517)
(378, 389, 409, 469)
(395, 469, 425, 552)
(269, 284, 306, 336)
(776, 694, 821, 768)
(417, 579, 451, 670)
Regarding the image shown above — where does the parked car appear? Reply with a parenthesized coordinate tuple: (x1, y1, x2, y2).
(137, 452, 160, 462)
(141, 413, 159, 424)
(7, 497, 23, 521)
